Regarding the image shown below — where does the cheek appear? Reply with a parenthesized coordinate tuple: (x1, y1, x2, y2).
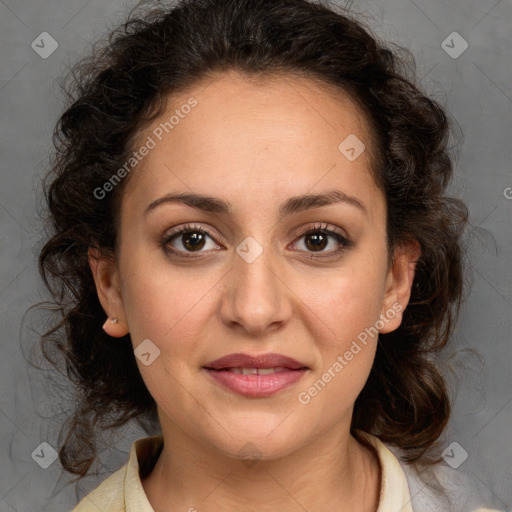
(315, 282, 380, 376)
(296, 286, 381, 417)
(120, 268, 214, 407)
(119, 260, 218, 354)
(307, 255, 387, 340)
(297, 251, 387, 393)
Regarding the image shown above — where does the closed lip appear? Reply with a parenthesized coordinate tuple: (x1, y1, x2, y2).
(203, 352, 308, 370)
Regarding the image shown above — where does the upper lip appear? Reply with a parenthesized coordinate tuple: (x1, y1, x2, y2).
(203, 353, 308, 370)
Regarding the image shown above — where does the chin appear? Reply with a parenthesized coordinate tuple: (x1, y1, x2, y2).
(205, 419, 307, 461)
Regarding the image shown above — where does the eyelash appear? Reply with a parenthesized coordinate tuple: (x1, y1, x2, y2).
(161, 222, 353, 260)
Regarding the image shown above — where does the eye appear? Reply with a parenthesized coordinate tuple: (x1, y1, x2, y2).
(292, 223, 352, 258)
(162, 224, 221, 257)
(161, 222, 353, 259)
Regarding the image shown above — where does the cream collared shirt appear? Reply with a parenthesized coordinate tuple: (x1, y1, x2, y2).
(71, 431, 503, 512)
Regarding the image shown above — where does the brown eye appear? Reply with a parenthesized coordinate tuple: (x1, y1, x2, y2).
(178, 231, 207, 251)
(293, 223, 353, 258)
(162, 224, 221, 256)
(304, 232, 329, 252)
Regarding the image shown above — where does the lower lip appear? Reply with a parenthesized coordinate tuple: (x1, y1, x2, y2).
(203, 368, 307, 397)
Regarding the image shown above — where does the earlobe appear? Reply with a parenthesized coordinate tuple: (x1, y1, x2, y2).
(88, 247, 129, 337)
(379, 239, 421, 334)
(101, 316, 129, 337)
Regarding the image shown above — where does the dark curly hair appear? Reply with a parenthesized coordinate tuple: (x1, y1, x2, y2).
(38, 0, 468, 479)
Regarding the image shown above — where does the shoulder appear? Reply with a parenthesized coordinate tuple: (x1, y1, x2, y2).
(71, 434, 163, 512)
(71, 467, 126, 512)
(356, 430, 504, 512)
(385, 442, 505, 512)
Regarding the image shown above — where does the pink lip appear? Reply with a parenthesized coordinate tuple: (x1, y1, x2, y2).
(203, 353, 308, 398)
(204, 352, 307, 370)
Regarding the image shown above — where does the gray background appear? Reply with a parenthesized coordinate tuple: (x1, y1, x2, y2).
(1, 0, 511, 510)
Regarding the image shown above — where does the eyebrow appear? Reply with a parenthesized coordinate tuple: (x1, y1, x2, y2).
(144, 189, 368, 218)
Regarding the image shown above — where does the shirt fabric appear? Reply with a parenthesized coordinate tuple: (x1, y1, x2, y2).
(71, 430, 503, 512)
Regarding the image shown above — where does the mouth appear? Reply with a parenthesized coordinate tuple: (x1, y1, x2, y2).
(203, 353, 309, 397)
(215, 367, 295, 375)
(204, 352, 308, 371)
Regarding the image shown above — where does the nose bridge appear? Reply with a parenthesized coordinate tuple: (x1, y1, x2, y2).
(220, 234, 290, 334)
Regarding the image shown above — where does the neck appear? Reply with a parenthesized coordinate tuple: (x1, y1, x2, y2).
(142, 417, 381, 512)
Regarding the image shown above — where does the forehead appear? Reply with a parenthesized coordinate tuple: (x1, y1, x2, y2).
(122, 70, 382, 219)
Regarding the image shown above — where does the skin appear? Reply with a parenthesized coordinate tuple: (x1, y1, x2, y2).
(89, 70, 420, 512)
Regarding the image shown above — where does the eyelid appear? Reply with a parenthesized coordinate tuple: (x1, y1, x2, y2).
(293, 222, 350, 243)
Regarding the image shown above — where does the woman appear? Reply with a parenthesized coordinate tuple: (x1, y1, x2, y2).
(38, 0, 502, 510)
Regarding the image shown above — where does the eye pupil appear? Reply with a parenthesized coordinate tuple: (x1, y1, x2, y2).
(305, 233, 328, 251)
(183, 232, 206, 251)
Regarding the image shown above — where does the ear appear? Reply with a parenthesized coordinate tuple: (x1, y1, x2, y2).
(378, 239, 421, 334)
(88, 247, 129, 337)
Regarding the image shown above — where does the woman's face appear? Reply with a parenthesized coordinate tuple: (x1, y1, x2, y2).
(91, 71, 418, 459)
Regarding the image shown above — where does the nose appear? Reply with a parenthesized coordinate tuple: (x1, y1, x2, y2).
(219, 241, 292, 337)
